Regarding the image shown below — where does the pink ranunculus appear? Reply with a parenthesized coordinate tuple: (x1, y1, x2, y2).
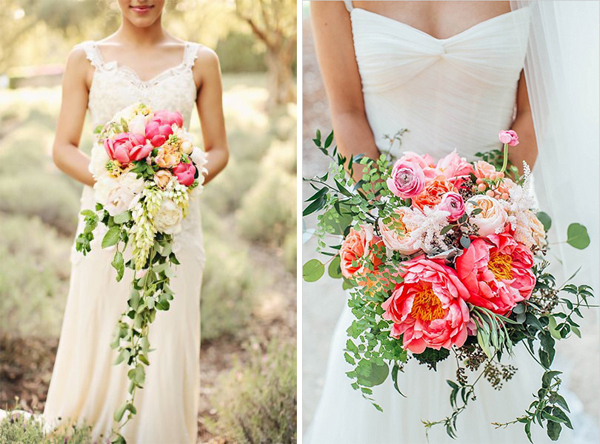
(104, 133, 153, 165)
(387, 160, 425, 198)
(145, 120, 174, 147)
(382, 257, 470, 354)
(456, 233, 535, 315)
(438, 192, 465, 222)
(498, 130, 519, 146)
(172, 162, 196, 187)
(399, 152, 437, 180)
(435, 150, 473, 184)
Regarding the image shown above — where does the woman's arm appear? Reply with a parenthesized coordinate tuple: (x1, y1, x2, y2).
(509, 71, 538, 175)
(52, 47, 95, 186)
(311, 2, 379, 180)
(193, 47, 229, 185)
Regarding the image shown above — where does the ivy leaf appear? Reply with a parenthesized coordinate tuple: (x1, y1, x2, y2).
(567, 223, 590, 249)
(102, 226, 121, 248)
(303, 259, 325, 282)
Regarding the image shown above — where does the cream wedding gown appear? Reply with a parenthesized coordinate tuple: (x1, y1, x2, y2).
(306, 3, 598, 444)
(43, 41, 205, 444)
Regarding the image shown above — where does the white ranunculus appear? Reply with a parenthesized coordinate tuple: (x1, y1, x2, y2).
(466, 195, 508, 237)
(154, 199, 183, 235)
(103, 173, 145, 216)
(190, 147, 208, 184)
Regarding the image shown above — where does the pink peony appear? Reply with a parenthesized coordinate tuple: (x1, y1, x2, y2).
(145, 120, 174, 148)
(172, 162, 196, 186)
(456, 233, 535, 315)
(498, 130, 519, 146)
(104, 133, 153, 165)
(387, 161, 425, 198)
(435, 150, 473, 185)
(382, 257, 470, 354)
(438, 192, 465, 222)
(153, 110, 184, 128)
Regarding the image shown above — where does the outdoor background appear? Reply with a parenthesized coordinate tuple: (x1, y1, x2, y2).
(301, 1, 599, 438)
(0, 0, 297, 442)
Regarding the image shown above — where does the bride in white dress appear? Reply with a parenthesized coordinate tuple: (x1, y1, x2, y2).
(44, 1, 228, 442)
(305, 1, 598, 443)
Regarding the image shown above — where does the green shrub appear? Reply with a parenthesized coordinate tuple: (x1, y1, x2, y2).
(235, 142, 296, 247)
(216, 31, 267, 73)
(0, 174, 80, 235)
(200, 215, 258, 341)
(283, 231, 297, 275)
(207, 338, 297, 443)
(0, 214, 71, 337)
(0, 413, 92, 444)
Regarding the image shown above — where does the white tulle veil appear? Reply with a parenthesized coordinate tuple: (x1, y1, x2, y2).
(509, 1, 599, 297)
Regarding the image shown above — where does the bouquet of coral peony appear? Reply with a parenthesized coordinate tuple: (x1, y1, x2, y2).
(303, 129, 594, 442)
(76, 103, 207, 443)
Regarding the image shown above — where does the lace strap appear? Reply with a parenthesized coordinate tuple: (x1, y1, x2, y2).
(182, 42, 201, 69)
(78, 41, 104, 70)
(343, 0, 354, 12)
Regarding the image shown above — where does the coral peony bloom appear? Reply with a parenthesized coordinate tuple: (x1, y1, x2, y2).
(340, 225, 384, 281)
(387, 161, 425, 198)
(382, 257, 470, 353)
(498, 130, 519, 146)
(172, 162, 196, 186)
(378, 207, 422, 255)
(435, 150, 473, 185)
(466, 195, 508, 237)
(438, 192, 465, 222)
(104, 133, 153, 165)
(456, 233, 535, 315)
(412, 176, 457, 211)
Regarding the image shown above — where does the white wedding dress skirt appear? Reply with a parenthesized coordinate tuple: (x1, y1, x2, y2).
(306, 3, 598, 443)
(43, 41, 205, 443)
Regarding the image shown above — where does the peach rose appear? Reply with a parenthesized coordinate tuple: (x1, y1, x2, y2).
(155, 144, 181, 169)
(412, 176, 457, 211)
(382, 257, 470, 353)
(513, 210, 547, 249)
(378, 207, 422, 255)
(154, 170, 172, 190)
(340, 225, 384, 281)
(473, 160, 497, 180)
(466, 195, 508, 237)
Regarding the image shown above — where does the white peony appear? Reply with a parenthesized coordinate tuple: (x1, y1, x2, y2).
(128, 114, 147, 135)
(154, 199, 183, 235)
(89, 142, 110, 180)
(466, 195, 508, 237)
(102, 173, 145, 216)
(190, 147, 209, 185)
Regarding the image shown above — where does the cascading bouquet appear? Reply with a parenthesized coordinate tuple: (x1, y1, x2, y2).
(75, 103, 207, 443)
(303, 129, 594, 442)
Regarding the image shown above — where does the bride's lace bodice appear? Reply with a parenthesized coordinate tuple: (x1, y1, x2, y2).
(72, 41, 205, 263)
(345, 3, 531, 160)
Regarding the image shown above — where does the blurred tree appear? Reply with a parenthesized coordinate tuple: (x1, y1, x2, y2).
(234, 0, 296, 110)
(0, 2, 36, 72)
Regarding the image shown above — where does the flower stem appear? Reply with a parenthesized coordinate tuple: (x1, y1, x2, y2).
(499, 143, 509, 174)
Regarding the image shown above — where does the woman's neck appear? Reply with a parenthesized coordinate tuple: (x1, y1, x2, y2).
(115, 15, 167, 46)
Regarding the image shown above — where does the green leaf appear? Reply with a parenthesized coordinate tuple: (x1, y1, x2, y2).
(81, 209, 97, 218)
(324, 131, 334, 148)
(460, 236, 471, 249)
(120, 118, 129, 133)
(303, 259, 325, 282)
(547, 316, 562, 340)
(102, 226, 121, 248)
(302, 195, 327, 217)
(567, 223, 590, 249)
(112, 251, 125, 282)
(328, 256, 343, 279)
(113, 211, 131, 224)
(114, 403, 127, 422)
(362, 362, 389, 387)
(537, 211, 552, 231)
